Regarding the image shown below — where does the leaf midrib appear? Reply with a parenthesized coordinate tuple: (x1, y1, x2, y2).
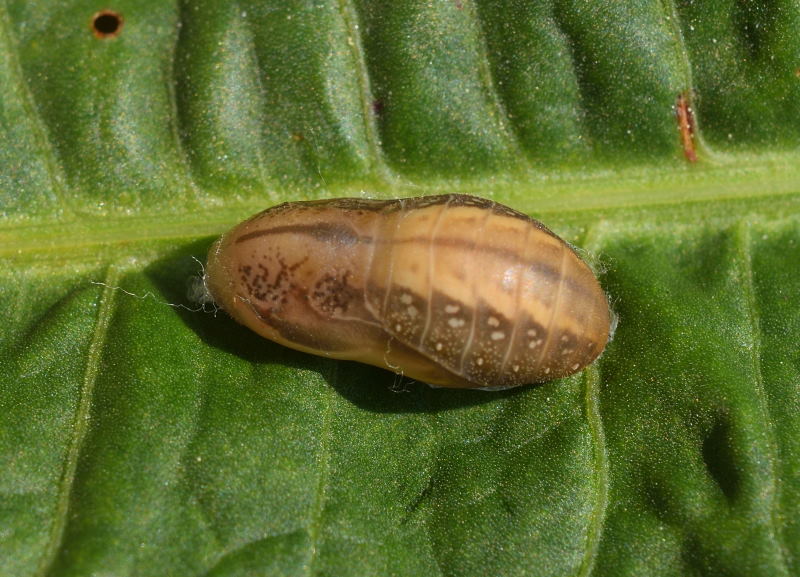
(2, 180, 799, 262)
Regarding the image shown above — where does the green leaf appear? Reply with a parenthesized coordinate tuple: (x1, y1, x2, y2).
(1, 1, 798, 576)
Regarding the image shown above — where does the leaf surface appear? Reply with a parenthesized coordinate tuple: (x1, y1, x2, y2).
(1, 1, 798, 576)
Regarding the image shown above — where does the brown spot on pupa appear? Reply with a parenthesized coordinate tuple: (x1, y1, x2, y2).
(91, 10, 123, 38)
(311, 272, 360, 316)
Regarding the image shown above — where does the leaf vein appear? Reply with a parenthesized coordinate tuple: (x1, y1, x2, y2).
(576, 366, 609, 577)
(168, 1, 202, 200)
(469, 1, 524, 158)
(237, 5, 279, 193)
(0, 2, 69, 212)
(36, 268, 119, 577)
(575, 221, 609, 577)
(306, 361, 337, 577)
(737, 221, 791, 573)
(334, 0, 394, 184)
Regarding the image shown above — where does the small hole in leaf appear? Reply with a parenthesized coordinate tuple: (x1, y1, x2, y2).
(91, 10, 123, 38)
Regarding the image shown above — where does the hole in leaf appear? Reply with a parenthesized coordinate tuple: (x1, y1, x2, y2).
(91, 10, 123, 38)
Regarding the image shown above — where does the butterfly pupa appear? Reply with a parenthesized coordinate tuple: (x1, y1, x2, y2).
(205, 194, 611, 389)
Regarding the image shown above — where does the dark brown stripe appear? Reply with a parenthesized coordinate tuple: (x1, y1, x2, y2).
(237, 223, 593, 300)
(237, 221, 561, 282)
(235, 222, 364, 245)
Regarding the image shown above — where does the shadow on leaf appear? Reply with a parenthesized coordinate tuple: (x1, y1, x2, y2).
(144, 239, 531, 414)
